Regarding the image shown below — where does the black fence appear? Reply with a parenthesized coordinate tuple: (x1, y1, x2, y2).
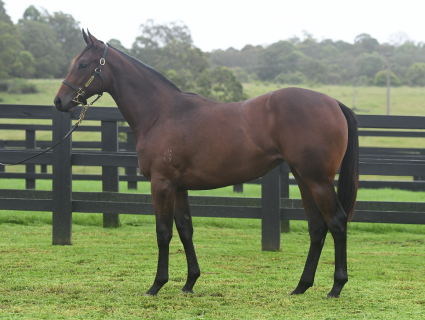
(0, 105, 425, 250)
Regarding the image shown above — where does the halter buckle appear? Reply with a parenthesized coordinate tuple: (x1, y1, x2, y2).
(72, 96, 81, 104)
(100, 58, 105, 66)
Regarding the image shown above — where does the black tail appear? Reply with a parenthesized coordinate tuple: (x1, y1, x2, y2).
(336, 100, 359, 222)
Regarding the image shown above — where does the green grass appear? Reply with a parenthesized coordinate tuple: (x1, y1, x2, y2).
(243, 82, 425, 116)
(1, 179, 425, 318)
(0, 212, 424, 318)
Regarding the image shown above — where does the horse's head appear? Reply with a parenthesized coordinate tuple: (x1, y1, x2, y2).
(54, 29, 109, 112)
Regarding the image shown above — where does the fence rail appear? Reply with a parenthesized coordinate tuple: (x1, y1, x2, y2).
(1, 105, 425, 249)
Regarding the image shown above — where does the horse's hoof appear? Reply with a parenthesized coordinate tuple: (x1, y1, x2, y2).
(145, 292, 157, 297)
(181, 288, 194, 294)
(326, 293, 340, 299)
(290, 287, 307, 295)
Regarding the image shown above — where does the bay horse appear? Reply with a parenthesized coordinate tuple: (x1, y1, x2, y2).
(54, 30, 359, 298)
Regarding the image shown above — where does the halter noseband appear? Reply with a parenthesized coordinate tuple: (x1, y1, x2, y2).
(62, 43, 109, 107)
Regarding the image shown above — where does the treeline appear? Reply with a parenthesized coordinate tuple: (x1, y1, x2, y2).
(0, 3, 244, 102)
(0, 3, 83, 79)
(210, 32, 425, 87)
(1, 1, 425, 102)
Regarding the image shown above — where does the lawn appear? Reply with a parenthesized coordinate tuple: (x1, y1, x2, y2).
(0, 206, 424, 319)
(0, 178, 425, 318)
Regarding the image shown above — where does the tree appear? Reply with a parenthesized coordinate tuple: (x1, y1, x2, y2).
(196, 66, 245, 102)
(373, 70, 401, 86)
(0, 22, 23, 78)
(406, 63, 425, 86)
(108, 39, 130, 54)
(355, 52, 386, 79)
(157, 40, 208, 83)
(256, 41, 306, 81)
(18, 6, 65, 78)
(19, 17, 62, 78)
(131, 20, 245, 102)
(298, 38, 321, 60)
(48, 11, 84, 76)
(0, 2, 35, 78)
(11, 50, 36, 78)
(23, 5, 45, 21)
(354, 33, 379, 53)
(274, 71, 305, 84)
(138, 19, 192, 47)
(131, 19, 192, 67)
(0, 0, 12, 24)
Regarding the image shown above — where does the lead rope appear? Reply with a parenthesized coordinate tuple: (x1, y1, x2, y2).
(0, 43, 108, 167)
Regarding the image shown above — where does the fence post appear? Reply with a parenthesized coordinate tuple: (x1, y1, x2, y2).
(0, 140, 4, 172)
(233, 184, 243, 193)
(102, 121, 120, 228)
(414, 150, 425, 181)
(280, 163, 290, 233)
(261, 166, 281, 251)
(25, 130, 36, 189)
(126, 131, 137, 190)
(52, 108, 72, 245)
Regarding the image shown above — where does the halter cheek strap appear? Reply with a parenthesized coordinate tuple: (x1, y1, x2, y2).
(63, 43, 108, 107)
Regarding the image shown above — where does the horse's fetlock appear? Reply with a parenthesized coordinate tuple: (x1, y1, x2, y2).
(334, 273, 348, 286)
(298, 279, 314, 289)
(189, 269, 200, 280)
(155, 276, 169, 286)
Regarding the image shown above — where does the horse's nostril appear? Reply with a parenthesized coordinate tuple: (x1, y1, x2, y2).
(54, 96, 62, 108)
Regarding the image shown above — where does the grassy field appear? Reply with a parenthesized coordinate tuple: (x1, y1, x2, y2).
(1, 79, 425, 116)
(0, 218, 424, 319)
(243, 82, 425, 116)
(0, 180, 424, 318)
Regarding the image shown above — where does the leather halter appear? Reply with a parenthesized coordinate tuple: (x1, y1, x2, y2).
(62, 43, 108, 106)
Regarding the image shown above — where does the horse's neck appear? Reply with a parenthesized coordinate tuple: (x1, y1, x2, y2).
(107, 53, 180, 136)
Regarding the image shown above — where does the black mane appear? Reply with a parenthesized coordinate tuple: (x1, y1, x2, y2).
(107, 43, 183, 93)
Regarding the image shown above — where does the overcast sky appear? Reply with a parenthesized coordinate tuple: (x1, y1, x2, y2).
(4, 0, 424, 51)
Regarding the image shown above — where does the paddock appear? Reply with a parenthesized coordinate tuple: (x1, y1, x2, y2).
(0, 104, 424, 318)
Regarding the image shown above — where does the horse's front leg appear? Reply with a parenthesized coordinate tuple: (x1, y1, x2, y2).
(145, 178, 176, 296)
(174, 190, 200, 293)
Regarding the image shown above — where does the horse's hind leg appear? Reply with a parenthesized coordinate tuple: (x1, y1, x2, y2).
(304, 177, 349, 298)
(174, 190, 201, 293)
(290, 168, 328, 295)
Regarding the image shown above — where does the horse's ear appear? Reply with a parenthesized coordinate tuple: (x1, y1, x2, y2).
(82, 29, 90, 45)
(87, 29, 102, 46)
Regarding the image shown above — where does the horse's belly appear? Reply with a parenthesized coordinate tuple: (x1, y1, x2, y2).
(178, 151, 282, 190)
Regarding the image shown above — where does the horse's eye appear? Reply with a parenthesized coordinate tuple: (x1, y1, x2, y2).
(80, 64, 88, 69)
